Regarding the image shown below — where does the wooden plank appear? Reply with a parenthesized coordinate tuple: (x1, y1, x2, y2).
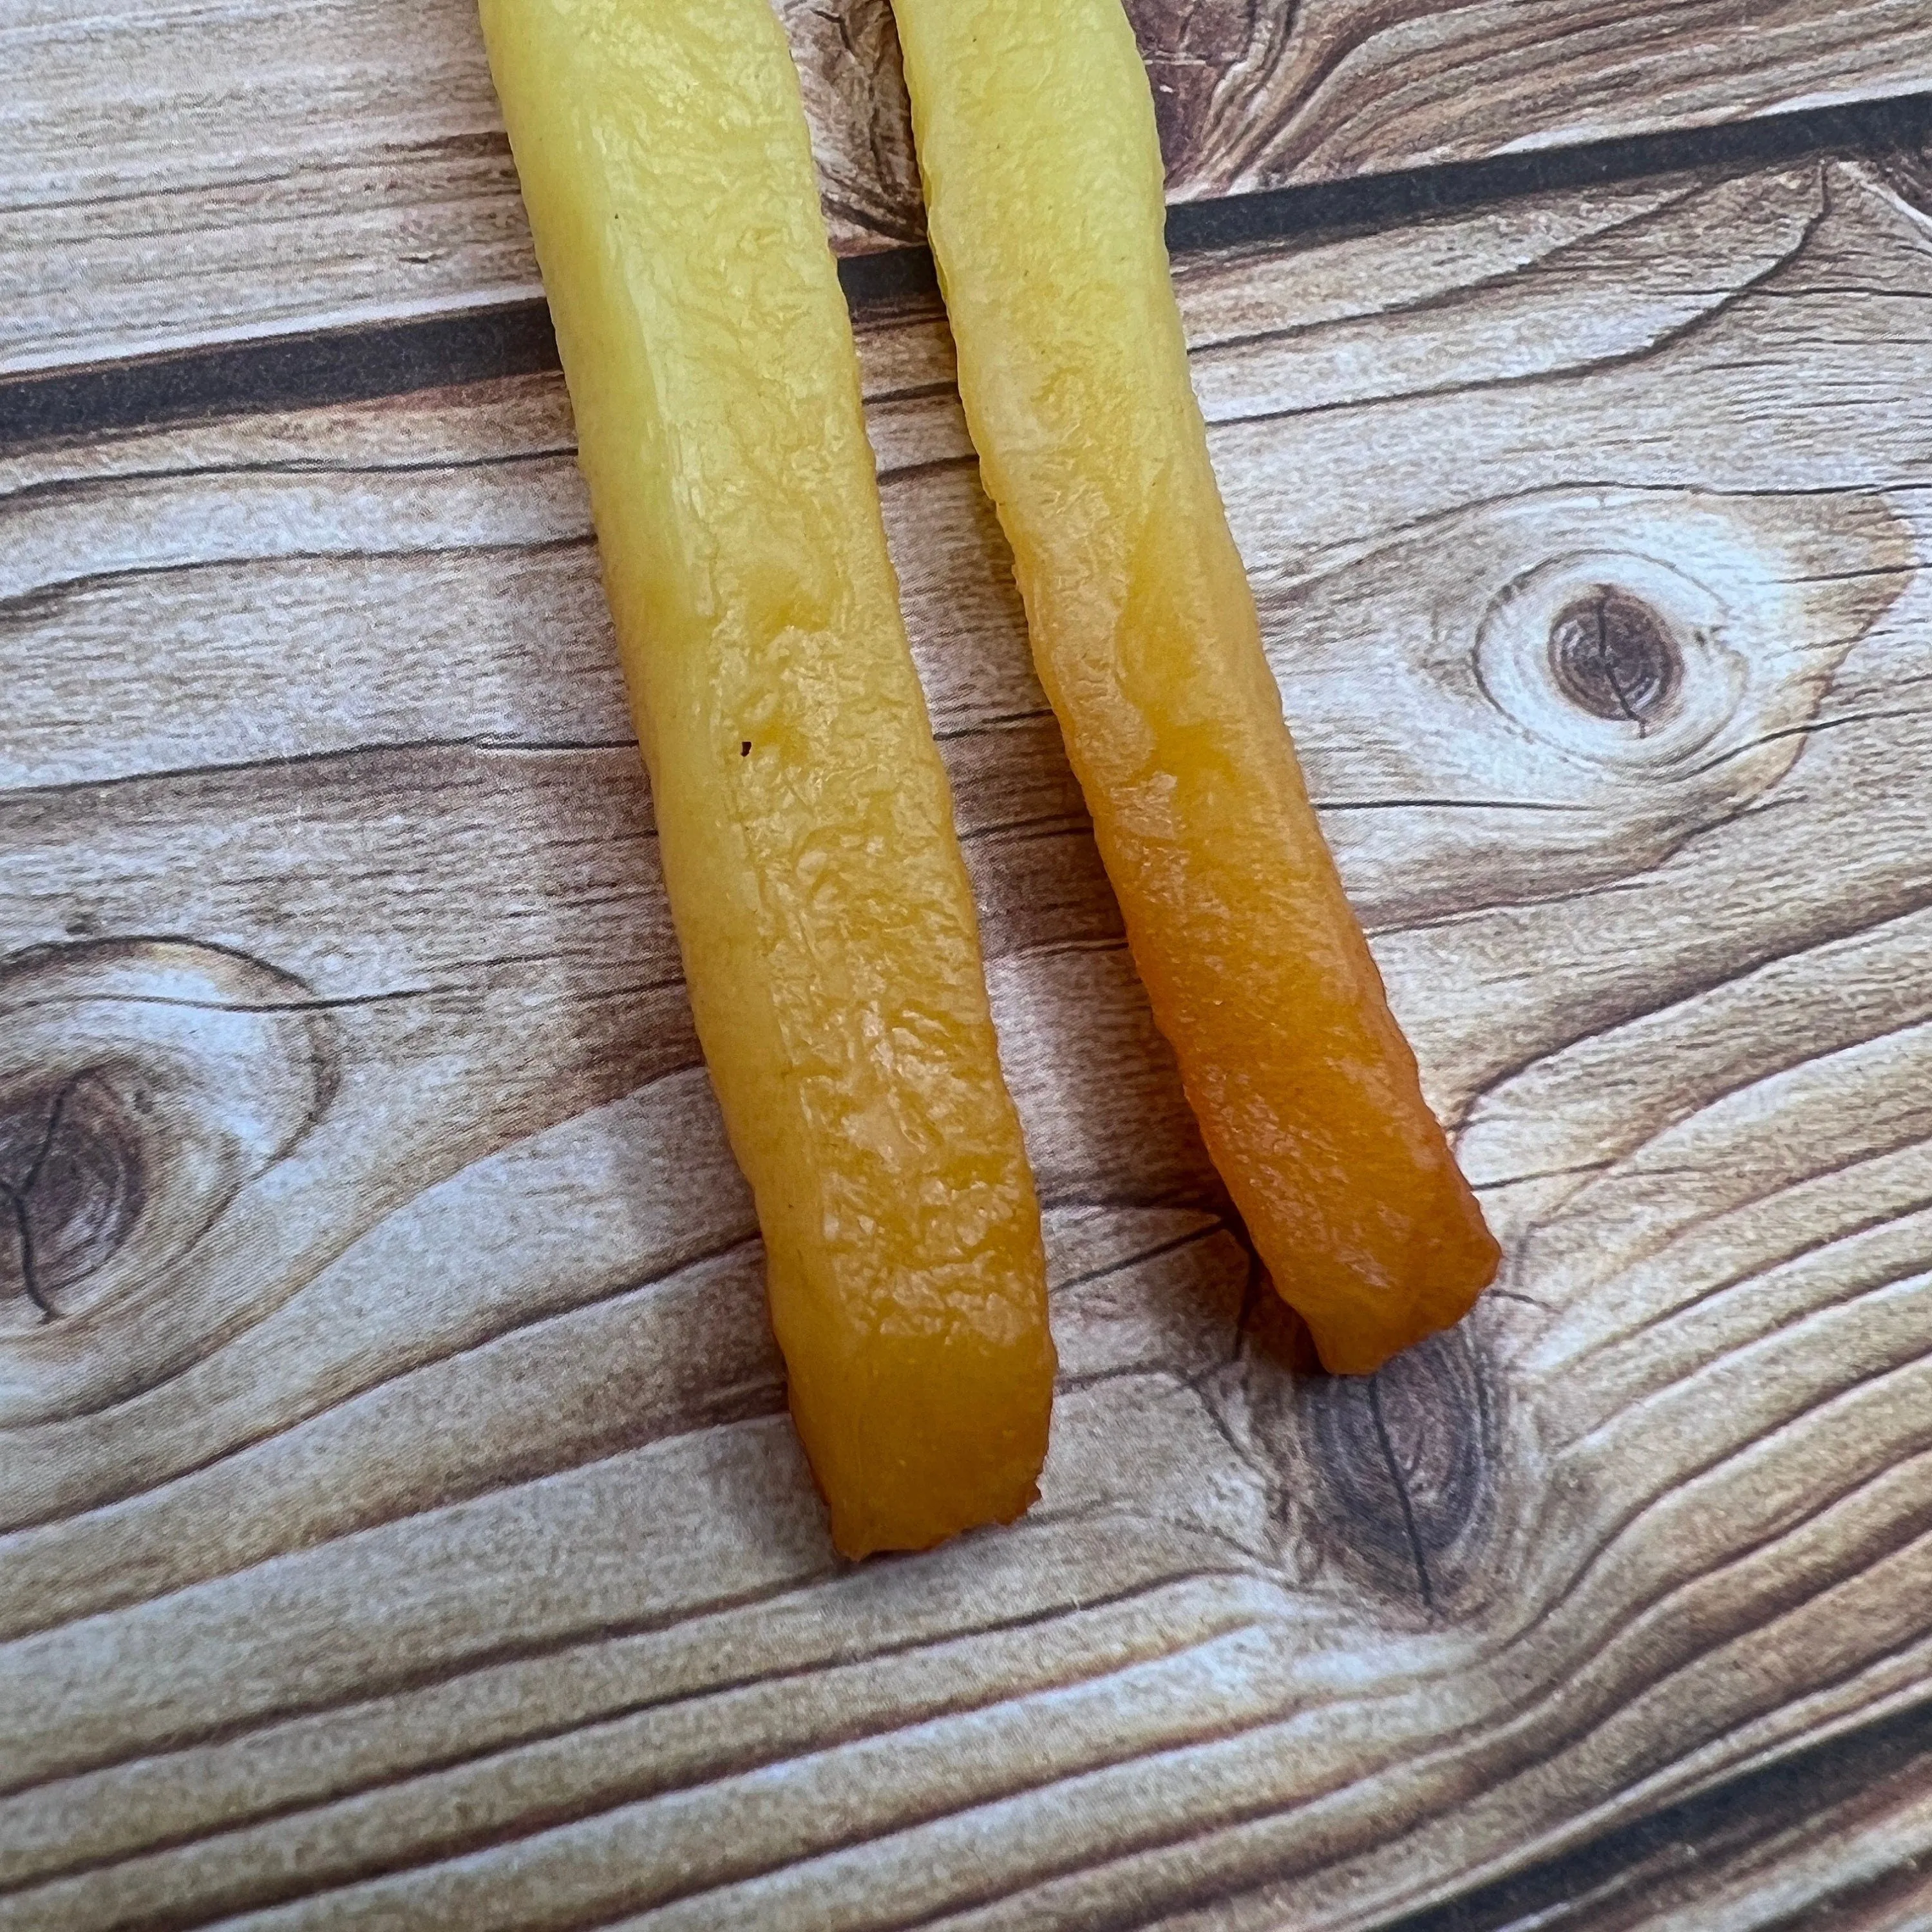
(2, 148, 1931, 1927)
(7, 0, 1931, 375)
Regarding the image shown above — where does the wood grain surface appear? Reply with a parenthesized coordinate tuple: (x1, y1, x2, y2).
(9, 0, 1931, 374)
(4, 141, 1931, 1927)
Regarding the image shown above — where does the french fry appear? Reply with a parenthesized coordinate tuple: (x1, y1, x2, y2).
(478, 0, 1054, 1554)
(889, 0, 1500, 1372)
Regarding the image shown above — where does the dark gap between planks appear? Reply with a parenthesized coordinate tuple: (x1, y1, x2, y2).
(3, 91, 1929, 451)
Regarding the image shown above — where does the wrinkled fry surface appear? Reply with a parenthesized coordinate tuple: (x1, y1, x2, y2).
(480, 0, 1054, 1553)
(891, 0, 1499, 1372)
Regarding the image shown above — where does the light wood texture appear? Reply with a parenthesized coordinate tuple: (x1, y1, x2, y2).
(9, 0, 1931, 375)
(3, 147, 1931, 1927)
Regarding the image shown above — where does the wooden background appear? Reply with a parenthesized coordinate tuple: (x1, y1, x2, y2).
(5, 5, 1932, 1929)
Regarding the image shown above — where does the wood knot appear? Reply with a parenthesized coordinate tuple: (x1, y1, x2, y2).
(0, 1071, 145, 1327)
(1298, 1327, 1496, 1615)
(1256, 485, 1913, 927)
(1548, 589, 1681, 728)
(784, 0, 925, 245)
(1473, 548, 1748, 774)
(1124, 0, 1288, 184)
(0, 940, 336, 1412)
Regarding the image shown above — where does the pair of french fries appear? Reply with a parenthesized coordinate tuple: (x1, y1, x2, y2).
(478, 0, 1498, 1558)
